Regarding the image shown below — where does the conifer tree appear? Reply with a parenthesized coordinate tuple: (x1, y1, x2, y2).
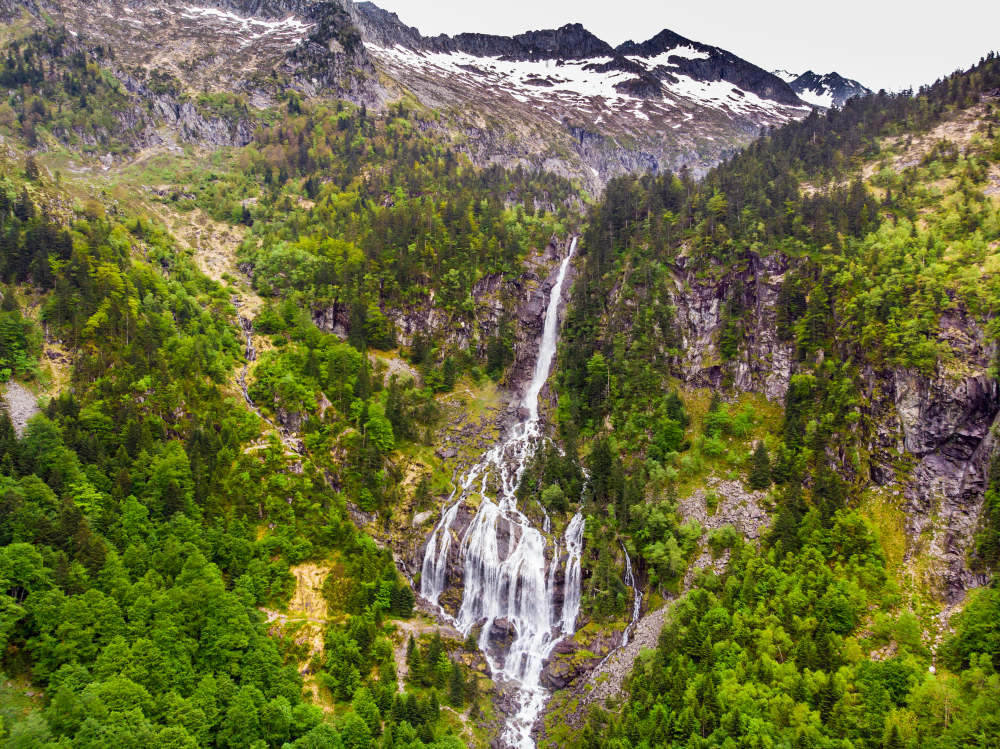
(448, 661, 465, 708)
(883, 724, 903, 749)
(818, 675, 838, 724)
(405, 636, 423, 686)
(748, 441, 771, 490)
(793, 728, 812, 749)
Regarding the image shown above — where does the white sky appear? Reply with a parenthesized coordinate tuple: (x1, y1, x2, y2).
(366, 0, 1000, 93)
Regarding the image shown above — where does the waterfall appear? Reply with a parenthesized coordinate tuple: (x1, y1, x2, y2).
(619, 542, 643, 647)
(421, 238, 579, 749)
(559, 514, 585, 635)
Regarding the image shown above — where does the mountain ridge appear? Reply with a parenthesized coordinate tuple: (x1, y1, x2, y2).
(345, 0, 817, 187)
(775, 68, 872, 107)
(0, 0, 872, 189)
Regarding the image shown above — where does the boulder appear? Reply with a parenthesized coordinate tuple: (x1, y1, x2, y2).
(485, 617, 518, 670)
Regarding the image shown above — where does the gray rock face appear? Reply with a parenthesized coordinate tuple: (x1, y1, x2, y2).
(892, 370, 998, 602)
(617, 29, 801, 106)
(669, 252, 793, 401)
(666, 250, 995, 604)
(348, 2, 809, 192)
(780, 70, 872, 108)
(275, 404, 306, 433)
(1, 382, 40, 438)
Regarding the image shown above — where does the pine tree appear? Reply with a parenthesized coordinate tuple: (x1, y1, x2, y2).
(465, 672, 480, 707)
(391, 582, 415, 618)
(748, 441, 771, 490)
(463, 630, 478, 651)
(815, 617, 833, 671)
(883, 724, 903, 749)
(381, 723, 395, 749)
(442, 356, 457, 390)
(448, 662, 465, 708)
(417, 722, 433, 744)
(818, 675, 838, 724)
(433, 654, 449, 689)
(24, 156, 39, 180)
(793, 727, 812, 749)
(405, 636, 423, 686)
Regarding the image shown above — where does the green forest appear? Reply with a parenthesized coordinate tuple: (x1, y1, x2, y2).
(0, 7, 998, 749)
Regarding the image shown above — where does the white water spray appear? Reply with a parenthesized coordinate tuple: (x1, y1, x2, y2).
(421, 238, 579, 749)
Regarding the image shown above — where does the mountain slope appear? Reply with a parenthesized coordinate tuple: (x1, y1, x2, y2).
(349, 1, 811, 188)
(0, 0, 843, 190)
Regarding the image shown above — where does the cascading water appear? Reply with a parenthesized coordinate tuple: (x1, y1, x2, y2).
(421, 238, 579, 749)
(619, 542, 643, 647)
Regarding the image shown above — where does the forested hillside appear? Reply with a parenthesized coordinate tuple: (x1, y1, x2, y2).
(0, 5, 998, 749)
(0, 19, 586, 747)
(542, 52, 1000, 749)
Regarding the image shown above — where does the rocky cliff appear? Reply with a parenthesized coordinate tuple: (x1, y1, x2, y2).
(664, 250, 998, 605)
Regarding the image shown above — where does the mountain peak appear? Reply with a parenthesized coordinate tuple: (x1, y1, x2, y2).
(615, 29, 801, 107)
(773, 69, 872, 107)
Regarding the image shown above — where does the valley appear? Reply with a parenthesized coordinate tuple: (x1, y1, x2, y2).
(0, 1, 998, 749)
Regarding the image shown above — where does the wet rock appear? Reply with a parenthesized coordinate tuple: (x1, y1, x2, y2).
(485, 618, 518, 670)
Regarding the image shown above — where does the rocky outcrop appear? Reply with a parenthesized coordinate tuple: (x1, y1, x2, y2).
(678, 478, 772, 540)
(285, 0, 387, 106)
(780, 70, 872, 108)
(891, 369, 998, 602)
(350, 2, 809, 191)
(666, 249, 996, 605)
(1, 382, 40, 438)
(275, 404, 306, 433)
(577, 605, 668, 705)
(853, 303, 999, 603)
(668, 252, 793, 401)
(538, 629, 623, 690)
(312, 236, 571, 400)
(311, 301, 350, 338)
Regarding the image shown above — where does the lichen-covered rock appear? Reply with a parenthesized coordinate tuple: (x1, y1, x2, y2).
(538, 629, 622, 690)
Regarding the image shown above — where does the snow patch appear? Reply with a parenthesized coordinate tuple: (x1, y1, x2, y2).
(179, 6, 313, 47)
(797, 88, 835, 108)
(366, 43, 810, 126)
(627, 45, 711, 68)
(772, 69, 799, 83)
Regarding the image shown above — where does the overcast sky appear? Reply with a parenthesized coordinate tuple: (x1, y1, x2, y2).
(367, 0, 999, 93)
